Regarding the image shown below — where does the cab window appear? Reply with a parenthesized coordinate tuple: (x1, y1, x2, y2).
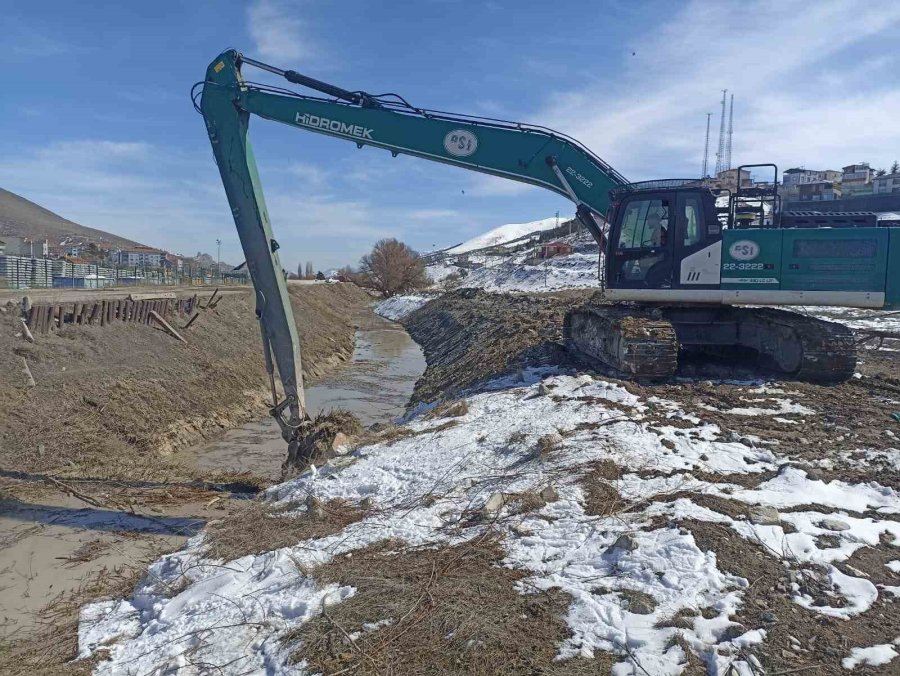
(682, 195, 703, 247)
(617, 199, 669, 250)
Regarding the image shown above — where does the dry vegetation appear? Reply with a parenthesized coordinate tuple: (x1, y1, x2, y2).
(283, 533, 584, 675)
(0, 551, 164, 675)
(204, 498, 367, 562)
(0, 283, 370, 485)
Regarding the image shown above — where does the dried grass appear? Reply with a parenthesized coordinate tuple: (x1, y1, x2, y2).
(0, 552, 163, 675)
(204, 498, 366, 562)
(423, 398, 469, 420)
(283, 533, 573, 674)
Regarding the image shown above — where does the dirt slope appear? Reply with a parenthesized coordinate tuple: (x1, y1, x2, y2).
(0, 283, 371, 483)
(0, 187, 144, 249)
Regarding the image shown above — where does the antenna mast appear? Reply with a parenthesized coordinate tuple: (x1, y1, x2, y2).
(702, 112, 711, 177)
(715, 89, 727, 175)
(725, 93, 734, 171)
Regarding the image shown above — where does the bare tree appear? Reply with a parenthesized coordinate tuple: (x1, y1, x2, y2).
(305, 261, 314, 279)
(359, 238, 428, 297)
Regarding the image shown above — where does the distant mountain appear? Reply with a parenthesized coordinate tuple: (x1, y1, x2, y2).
(447, 216, 574, 254)
(0, 187, 146, 250)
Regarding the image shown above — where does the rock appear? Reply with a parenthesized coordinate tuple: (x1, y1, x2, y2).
(511, 524, 532, 537)
(725, 431, 742, 443)
(804, 467, 823, 481)
(760, 611, 778, 623)
(699, 453, 710, 461)
(606, 533, 638, 554)
(306, 495, 325, 520)
(359, 497, 374, 511)
(537, 382, 550, 396)
(330, 432, 353, 454)
(819, 518, 851, 532)
(536, 432, 563, 460)
(539, 486, 560, 502)
(739, 436, 755, 447)
(749, 506, 780, 525)
(481, 492, 507, 519)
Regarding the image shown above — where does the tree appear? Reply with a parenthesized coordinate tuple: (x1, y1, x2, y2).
(358, 238, 428, 297)
(305, 261, 314, 279)
(891, 160, 899, 175)
(876, 168, 887, 177)
(297, 262, 303, 279)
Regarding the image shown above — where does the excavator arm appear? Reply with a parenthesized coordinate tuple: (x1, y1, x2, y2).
(197, 49, 626, 456)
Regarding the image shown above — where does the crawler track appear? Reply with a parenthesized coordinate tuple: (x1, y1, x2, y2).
(563, 305, 678, 379)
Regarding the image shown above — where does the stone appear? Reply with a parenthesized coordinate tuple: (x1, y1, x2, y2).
(606, 533, 638, 554)
(760, 611, 778, 623)
(537, 382, 551, 396)
(511, 524, 532, 537)
(306, 495, 325, 520)
(804, 467, 823, 481)
(330, 432, 353, 454)
(539, 486, 560, 502)
(749, 506, 780, 525)
(481, 492, 507, 519)
(819, 518, 851, 532)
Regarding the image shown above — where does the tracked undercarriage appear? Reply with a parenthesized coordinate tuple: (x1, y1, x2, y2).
(564, 303, 857, 382)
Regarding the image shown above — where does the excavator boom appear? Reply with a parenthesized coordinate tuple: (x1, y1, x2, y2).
(197, 49, 626, 454)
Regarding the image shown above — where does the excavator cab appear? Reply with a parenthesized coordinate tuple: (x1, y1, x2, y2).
(605, 181, 721, 292)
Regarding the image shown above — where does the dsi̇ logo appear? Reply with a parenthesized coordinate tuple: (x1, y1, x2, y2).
(443, 130, 478, 157)
(729, 240, 760, 261)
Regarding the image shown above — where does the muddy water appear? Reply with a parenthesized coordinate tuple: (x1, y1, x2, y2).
(186, 310, 425, 480)
(0, 310, 424, 639)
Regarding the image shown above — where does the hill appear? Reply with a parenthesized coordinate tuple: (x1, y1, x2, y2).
(447, 215, 572, 254)
(0, 187, 146, 250)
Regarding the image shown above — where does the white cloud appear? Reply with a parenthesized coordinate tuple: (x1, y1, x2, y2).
(538, 0, 900, 179)
(247, 0, 311, 64)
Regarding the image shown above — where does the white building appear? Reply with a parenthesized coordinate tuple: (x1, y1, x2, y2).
(873, 173, 900, 195)
(112, 246, 165, 268)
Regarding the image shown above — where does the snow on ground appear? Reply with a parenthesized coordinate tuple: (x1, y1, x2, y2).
(374, 294, 431, 321)
(76, 370, 900, 674)
(842, 640, 900, 669)
(447, 216, 571, 254)
(425, 262, 458, 283)
(459, 251, 600, 292)
(801, 306, 900, 333)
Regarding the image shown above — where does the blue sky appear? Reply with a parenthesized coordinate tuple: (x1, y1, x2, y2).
(2, 1, 898, 270)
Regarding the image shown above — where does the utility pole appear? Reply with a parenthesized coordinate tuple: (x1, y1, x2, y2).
(702, 112, 712, 178)
(715, 89, 727, 175)
(216, 238, 222, 281)
(725, 93, 734, 171)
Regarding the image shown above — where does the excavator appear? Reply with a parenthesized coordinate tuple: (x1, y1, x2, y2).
(196, 49, 899, 458)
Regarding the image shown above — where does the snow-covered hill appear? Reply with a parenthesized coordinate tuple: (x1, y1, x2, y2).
(448, 216, 572, 254)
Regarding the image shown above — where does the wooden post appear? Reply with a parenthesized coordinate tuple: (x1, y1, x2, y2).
(100, 301, 107, 327)
(54, 305, 63, 330)
(183, 312, 200, 330)
(73, 303, 82, 324)
(89, 303, 100, 325)
(21, 318, 35, 343)
(149, 310, 188, 344)
(42, 305, 51, 334)
(80, 303, 90, 325)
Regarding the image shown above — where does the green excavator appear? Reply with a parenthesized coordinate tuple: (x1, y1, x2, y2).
(196, 49, 899, 457)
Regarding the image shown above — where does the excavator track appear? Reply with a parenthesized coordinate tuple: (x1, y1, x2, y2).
(733, 307, 858, 383)
(564, 303, 857, 383)
(563, 305, 678, 379)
